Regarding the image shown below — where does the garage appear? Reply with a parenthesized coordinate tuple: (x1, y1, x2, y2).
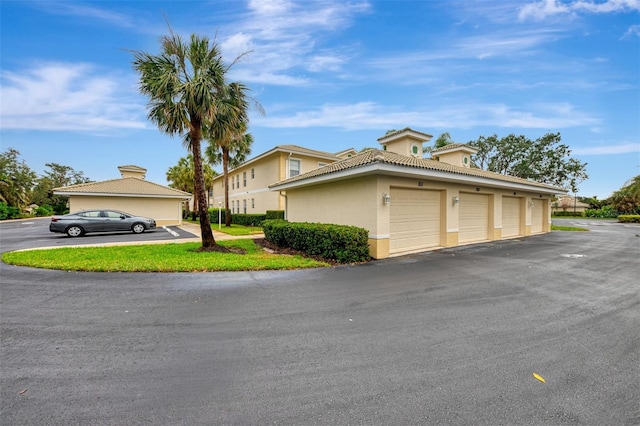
(502, 196, 522, 238)
(459, 192, 490, 243)
(531, 199, 545, 234)
(390, 188, 441, 254)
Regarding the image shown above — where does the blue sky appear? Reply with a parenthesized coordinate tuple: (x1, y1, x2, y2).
(1, 0, 638, 198)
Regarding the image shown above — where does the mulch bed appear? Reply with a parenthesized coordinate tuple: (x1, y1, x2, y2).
(253, 238, 339, 265)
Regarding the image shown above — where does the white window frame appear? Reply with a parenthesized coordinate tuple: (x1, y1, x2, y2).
(289, 158, 301, 178)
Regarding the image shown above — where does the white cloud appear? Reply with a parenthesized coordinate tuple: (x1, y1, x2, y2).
(573, 142, 640, 154)
(519, 0, 640, 20)
(621, 24, 640, 38)
(0, 62, 146, 131)
(221, 1, 370, 86)
(252, 101, 599, 131)
(36, 1, 135, 28)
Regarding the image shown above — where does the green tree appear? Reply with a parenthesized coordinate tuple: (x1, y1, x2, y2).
(132, 30, 239, 250)
(204, 82, 255, 227)
(425, 132, 454, 154)
(0, 148, 37, 214)
(468, 132, 588, 191)
(166, 155, 216, 219)
(31, 163, 90, 214)
(610, 175, 640, 214)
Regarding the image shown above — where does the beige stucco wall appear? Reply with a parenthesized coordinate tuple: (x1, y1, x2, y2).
(69, 196, 184, 226)
(282, 174, 555, 259)
(210, 151, 336, 213)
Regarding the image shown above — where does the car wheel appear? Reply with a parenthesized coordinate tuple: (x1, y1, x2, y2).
(66, 225, 84, 237)
(132, 223, 146, 234)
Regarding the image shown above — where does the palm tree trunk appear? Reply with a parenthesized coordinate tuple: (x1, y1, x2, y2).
(190, 122, 216, 248)
(223, 148, 232, 227)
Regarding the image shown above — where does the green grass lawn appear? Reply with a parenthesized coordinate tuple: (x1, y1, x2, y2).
(551, 224, 589, 232)
(188, 220, 263, 236)
(1, 239, 328, 272)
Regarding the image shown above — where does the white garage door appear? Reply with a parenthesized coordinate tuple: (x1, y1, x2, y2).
(531, 199, 544, 234)
(390, 188, 441, 254)
(459, 192, 489, 243)
(502, 196, 522, 238)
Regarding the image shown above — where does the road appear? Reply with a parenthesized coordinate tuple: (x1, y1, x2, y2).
(1, 219, 639, 425)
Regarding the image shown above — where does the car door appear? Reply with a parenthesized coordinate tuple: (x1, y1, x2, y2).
(102, 211, 131, 232)
(77, 211, 105, 232)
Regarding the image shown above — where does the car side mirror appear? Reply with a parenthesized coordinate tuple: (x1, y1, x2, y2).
(120, 215, 126, 219)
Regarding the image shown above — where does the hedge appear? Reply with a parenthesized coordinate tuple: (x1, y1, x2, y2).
(552, 211, 584, 217)
(618, 215, 640, 223)
(207, 209, 285, 227)
(262, 220, 370, 263)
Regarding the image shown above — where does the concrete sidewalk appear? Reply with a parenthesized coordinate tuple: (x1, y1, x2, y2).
(178, 222, 265, 241)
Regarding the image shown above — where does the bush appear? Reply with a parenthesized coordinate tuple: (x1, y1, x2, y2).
(618, 214, 640, 223)
(265, 210, 285, 220)
(584, 205, 619, 218)
(34, 204, 54, 217)
(233, 214, 265, 227)
(0, 202, 21, 220)
(552, 211, 584, 217)
(208, 208, 227, 225)
(262, 220, 370, 263)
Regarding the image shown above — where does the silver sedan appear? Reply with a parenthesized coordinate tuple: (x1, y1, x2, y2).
(49, 210, 156, 237)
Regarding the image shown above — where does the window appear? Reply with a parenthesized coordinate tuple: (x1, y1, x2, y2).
(243, 171, 246, 187)
(243, 199, 247, 214)
(318, 162, 327, 168)
(412, 144, 419, 155)
(289, 159, 301, 177)
(236, 175, 240, 188)
(251, 168, 255, 179)
(251, 198, 255, 209)
(232, 177, 235, 190)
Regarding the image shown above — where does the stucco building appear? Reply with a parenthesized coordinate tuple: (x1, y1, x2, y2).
(53, 165, 191, 226)
(270, 128, 566, 259)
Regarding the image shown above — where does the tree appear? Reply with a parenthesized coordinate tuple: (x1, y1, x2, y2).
(166, 155, 216, 219)
(31, 163, 90, 214)
(424, 132, 454, 154)
(0, 148, 37, 213)
(467, 132, 588, 191)
(132, 31, 238, 250)
(610, 175, 640, 214)
(204, 82, 255, 227)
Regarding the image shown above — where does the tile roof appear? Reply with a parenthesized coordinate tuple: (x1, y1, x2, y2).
(53, 177, 192, 198)
(431, 143, 477, 154)
(270, 149, 565, 192)
(377, 127, 434, 142)
(275, 145, 340, 160)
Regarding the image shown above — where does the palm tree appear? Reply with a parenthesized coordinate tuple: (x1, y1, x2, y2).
(204, 82, 254, 227)
(167, 155, 216, 219)
(132, 31, 234, 249)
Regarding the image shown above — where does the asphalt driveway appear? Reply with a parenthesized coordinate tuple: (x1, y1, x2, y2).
(1, 219, 638, 425)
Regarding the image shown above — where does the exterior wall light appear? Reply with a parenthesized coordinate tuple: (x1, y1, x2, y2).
(382, 193, 391, 205)
(452, 196, 460, 205)
(528, 201, 535, 208)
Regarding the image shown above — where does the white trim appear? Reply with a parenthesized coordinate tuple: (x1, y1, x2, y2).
(53, 191, 191, 200)
(369, 234, 390, 239)
(447, 228, 459, 232)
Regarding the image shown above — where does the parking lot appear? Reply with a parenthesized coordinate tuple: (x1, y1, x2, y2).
(1, 219, 639, 424)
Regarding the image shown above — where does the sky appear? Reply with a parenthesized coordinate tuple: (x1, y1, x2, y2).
(1, 0, 639, 199)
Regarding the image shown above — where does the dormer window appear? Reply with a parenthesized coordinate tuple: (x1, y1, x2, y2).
(411, 144, 419, 155)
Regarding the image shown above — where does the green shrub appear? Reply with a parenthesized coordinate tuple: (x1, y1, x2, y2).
(584, 205, 619, 218)
(552, 211, 584, 217)
(233, 214, 266, 227)
(262, 220, 370, 263)
(34, 204, 54, 217)
(265, 210, 285, 220)
(208, 208, 227, 224)
(618, 214, 640, 223)
(0, 202, 21, 220)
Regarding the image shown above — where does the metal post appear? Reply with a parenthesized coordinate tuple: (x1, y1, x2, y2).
(218, 202, 222, 229)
